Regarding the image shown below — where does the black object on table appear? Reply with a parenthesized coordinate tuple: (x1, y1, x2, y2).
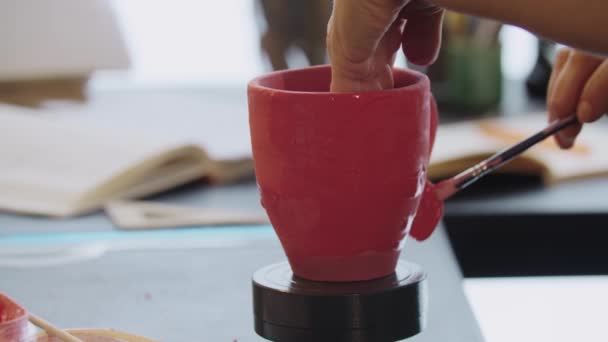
(444, 175, 608, 277)
(253, 261, 426, 342)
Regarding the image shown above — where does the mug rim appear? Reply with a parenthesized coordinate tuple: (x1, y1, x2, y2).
(248, 64, 429, 96)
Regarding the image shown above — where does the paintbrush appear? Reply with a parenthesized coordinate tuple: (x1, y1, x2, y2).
(435, 114, 579, 200)
(410, 114, 581, 241)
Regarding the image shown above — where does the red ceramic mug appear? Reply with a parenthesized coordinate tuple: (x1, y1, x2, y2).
(248, 65, 443, 282)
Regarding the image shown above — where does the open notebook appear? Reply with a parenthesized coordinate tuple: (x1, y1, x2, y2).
(0, 104, 253, 217)
(430, 113, 608, 184)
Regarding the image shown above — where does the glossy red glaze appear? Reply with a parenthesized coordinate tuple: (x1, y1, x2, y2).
(248, 65, 442, 282)
(0, 293, 30, 342)
(410, 97, 444, 242)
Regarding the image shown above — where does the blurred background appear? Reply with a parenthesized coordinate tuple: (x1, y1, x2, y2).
(0, 0, 552, 111)
(98, 1, 547, 104)
(1, 1, 607, 342)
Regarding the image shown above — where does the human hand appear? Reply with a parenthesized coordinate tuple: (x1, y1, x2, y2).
(327, 0, 444, 92)
(548, 48, 608, 148)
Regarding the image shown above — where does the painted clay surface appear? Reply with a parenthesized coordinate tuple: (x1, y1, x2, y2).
(248, 65, 442, 282)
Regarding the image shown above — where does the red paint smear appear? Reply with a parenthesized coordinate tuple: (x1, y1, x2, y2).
(0, 293, 28, 342)
(0, 294, 27, 323)
(0, 300, 5, 323)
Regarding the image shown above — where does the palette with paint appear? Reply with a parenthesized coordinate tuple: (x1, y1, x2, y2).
(0, 293, 29, 342)
(0, 293, 156, 342)
(36, 329, 155, 342)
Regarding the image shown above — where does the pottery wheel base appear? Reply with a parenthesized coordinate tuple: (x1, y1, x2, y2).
(252, 261, 428, 342)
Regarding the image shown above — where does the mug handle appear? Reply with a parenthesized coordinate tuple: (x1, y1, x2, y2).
(409, 95, 444, 241)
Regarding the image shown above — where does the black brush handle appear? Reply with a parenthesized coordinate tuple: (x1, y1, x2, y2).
(452, 115, 578, 190)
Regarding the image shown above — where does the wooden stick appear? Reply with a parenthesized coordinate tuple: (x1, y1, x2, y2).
(29, 313, 85, 342)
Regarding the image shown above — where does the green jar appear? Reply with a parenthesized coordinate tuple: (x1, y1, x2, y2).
(428, 36, 502, 114)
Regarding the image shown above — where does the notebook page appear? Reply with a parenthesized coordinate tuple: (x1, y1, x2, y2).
(0, 104, 190, 215)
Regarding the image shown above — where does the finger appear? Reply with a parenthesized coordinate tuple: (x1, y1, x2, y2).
(368, 19, 407, 90)
(401, 5, 445, 65)
(548, 50, 602, 148)
(546, 48, 571, 111)
(547, 49, 574, 148)
(330, 0, 405, 63)
(328, 0, 407, 92)
(579, 59, 608, 123)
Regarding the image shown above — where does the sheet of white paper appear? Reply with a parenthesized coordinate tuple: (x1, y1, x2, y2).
(0, 0, 129, 81)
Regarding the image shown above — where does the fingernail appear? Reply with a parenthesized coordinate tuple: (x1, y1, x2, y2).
(577, 101, 593, 122)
